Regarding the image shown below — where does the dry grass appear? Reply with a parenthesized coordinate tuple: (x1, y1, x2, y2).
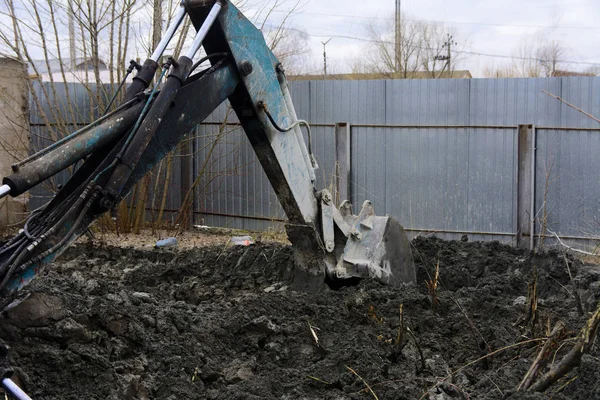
(81, 226, 289, 250)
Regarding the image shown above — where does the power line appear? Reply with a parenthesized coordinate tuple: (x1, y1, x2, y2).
(263, 24, 600, 66)
(271, 9, 600, 31)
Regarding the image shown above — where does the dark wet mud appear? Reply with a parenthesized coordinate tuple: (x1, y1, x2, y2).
(0, 237, 598, 399)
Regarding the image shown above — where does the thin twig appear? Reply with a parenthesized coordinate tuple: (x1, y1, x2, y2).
(419, 338, 546, 400)
(346, 366, 379, 400)
(517, 321, 566, 391)
(562, 252, 585, 316)
(307, 376, 331, 385)
(548, 229, 597, 256)
(542, 90, 600, 124)
(529, 303, 600, 392)
(553, 375, 578, 394)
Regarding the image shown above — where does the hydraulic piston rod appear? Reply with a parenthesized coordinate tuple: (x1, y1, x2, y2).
(0, 185, 10, 200)
(150, 5, 187, 62)
(185, 1, 223, 59)
(2, 378, 32, 400)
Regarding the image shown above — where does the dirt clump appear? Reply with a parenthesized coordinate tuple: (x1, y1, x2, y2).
(0, 236, 598, 399)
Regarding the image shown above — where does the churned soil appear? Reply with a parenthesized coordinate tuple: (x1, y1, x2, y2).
(0, 236, 599, 399)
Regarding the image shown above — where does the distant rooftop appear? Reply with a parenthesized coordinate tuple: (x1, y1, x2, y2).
(551, 70, 595, 77)
(30, 57, 108, 75)
(289, 70, 473, 81)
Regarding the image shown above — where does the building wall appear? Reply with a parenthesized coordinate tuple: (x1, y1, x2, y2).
(0, 58, 28, 228)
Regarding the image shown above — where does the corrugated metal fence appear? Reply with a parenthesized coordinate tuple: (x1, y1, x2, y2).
(29, 77, 600, 246)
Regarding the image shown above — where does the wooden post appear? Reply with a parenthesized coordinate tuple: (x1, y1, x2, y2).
(335, 122, 351, 205)
(179, 137, 193, 229)
(516, 124, 536, 249)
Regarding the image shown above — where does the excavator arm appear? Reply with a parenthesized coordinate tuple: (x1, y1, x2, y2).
(0, 0, 415, 310)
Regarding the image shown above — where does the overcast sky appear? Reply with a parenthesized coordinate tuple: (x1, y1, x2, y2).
(4, 0, 600, 79)
(254, 0, 600, 77)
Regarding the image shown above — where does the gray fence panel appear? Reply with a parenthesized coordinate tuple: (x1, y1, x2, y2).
(26, 76, 600, 246)
(535, 128, 600, 241)
(193, 123, 285, 231)
(307, 126, 337, 192)
(351, 126, 517, 240)
(30, 81, 113, 125)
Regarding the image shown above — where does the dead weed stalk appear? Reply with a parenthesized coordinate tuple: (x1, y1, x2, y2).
(425, 261, 440, 309)
(514, 266, 539, 336)
(419, 338, 546, 400)
(517, 321, 568, 391)
(527, 303, 600, 392)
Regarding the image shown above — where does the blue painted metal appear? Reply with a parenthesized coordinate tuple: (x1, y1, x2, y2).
(0, 62, 240, 302)
(194, 0, 319, 225)
(3, 102, 144, 196)
(125, 62, 240, 193)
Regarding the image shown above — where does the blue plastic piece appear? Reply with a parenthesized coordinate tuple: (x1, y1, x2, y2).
(155, 237, 178, 248)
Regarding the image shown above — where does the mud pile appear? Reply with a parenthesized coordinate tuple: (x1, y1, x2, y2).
(0, 237, 599, 400)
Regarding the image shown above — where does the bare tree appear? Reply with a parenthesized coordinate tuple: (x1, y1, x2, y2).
(0, 0, 306, 232)
(264, 26, 309, 74)
(351, 16, 466, 79)
(537, 40, 568, 77)
(483, 32, 569, 78)
(360, 18, 425, 78)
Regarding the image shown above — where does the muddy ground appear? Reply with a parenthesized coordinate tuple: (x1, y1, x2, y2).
(0, 236, 598, 400)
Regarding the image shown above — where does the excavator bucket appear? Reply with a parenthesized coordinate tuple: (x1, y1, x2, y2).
(331, 200, 416, 286)
(334, 216, 415, 285)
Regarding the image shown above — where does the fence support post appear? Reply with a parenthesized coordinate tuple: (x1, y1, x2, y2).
(335, 122, 351, 204)
(516, 124, 535, 249)
(180, 136, 193, 229)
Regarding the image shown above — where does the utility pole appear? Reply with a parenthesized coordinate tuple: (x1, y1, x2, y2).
(395, 0, 401, 73)
(434, 34, 457, 77)
(322, 38, 332, 80)
(446, 33, 453, 73)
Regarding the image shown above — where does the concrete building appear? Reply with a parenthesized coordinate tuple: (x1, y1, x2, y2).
(0, 57, 28, 228)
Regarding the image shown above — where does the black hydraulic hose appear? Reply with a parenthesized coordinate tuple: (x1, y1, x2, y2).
(22, 210, 42, 240)
(0, 184, 98, 290)
(260, 105, 318, 170)
(123, 59, 159, 102)
(0, 224, 45, 259)
(0, 239, 30, 279)
(189, 52, 229, 76)
(0, 238, 25, 258)
(185, 57, 227, 86)
(5, 190, 100, 290)
(0, 232, 24, 253)
(115, 68, 168, 162)
(0, 223, 47, 276)
(104, 56, 194, 199)
(103, 60, 141, 116)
